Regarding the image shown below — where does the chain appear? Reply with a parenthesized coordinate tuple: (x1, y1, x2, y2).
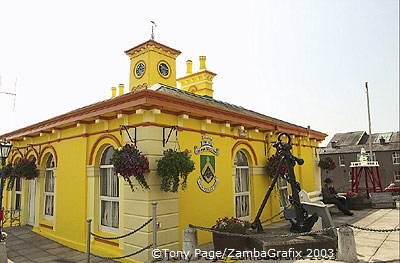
(90, 244, 152, 260)
(91, 218, 153, 240)
(345, 223, 400, 232)
(189, 223, 400, 239)
(189, 224, 340, 239)
(261, 210, 284, 224)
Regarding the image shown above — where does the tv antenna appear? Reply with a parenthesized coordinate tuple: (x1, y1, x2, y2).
(150, 21, 157, 40)
(0, 75, 17, 111)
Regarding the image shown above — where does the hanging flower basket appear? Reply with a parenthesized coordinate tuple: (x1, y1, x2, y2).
(156, 149, 195, 192)
(2, 164, 17, 190)
(14, 159, 39, 180)
(111, 144, 150, 191)
(265, 154, 287, 178)
(318, 157, 337, 173)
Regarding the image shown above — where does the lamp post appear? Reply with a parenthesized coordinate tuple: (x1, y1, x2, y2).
(0, 140, 12, 234)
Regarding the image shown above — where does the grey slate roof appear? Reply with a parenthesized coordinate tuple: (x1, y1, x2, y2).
(320, 131, 400, 154)
(156, 85, 308, 130)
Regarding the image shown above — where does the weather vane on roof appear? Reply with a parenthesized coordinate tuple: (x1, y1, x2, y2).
(150, 21, 157, 40)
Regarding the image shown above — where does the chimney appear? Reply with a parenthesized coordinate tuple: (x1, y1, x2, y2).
(118, 84, 124, 96)
(111, 87, 116, 98)
(199, 56, 206, 70)
(186, 60, 193, 74)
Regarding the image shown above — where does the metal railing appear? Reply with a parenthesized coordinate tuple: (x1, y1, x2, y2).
(1, 209, 21, 227)
(86, 202, 157, 262)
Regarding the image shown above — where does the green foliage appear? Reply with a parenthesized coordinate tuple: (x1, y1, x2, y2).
(111, 144, 150, 191)
(265, 154, 287, 178)
(318, 157, 337, 171)
(156, 149, 195, 192)
(14, 159, 39, 180)
(213, 217, 250, 234)
(2, 164, 14, 178)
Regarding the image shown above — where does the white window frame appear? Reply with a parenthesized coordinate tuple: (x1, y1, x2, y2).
(392, 152, 400, 165)
(99, 156, 119, 234)
(339, 155, 345, 167)
(394, 171, 400, 182)
(14, 177, 22, 211)
(44, 158, 55, 220)
(233, 166, 251, 220)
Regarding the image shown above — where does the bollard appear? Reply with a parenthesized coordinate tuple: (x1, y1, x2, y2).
(0, 241, 7, 263)
(86, 219, 92, 263)
(152, 202, 157, 252)
(183, 227, 197, 260)
(337, 226, 357, 263)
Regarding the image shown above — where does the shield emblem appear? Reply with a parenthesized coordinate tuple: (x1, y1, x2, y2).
(200, 155, 215, 184)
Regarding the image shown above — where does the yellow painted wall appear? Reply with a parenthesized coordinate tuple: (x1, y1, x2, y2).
(3, 109, 322, 262)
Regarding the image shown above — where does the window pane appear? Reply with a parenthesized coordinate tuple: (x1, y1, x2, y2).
(15, 194, 21, 210)
(45, 195, 54, 216)
(235, 195, 249, 218)
(101, 147, 115, 165)
(110, 169, 118, 197)
(100, 168, 108, 196)
(46, 155, 54, 168)
(112, 202, 119, 228)
(234, 151, 248, 166)
(15, 178, 21, 191)
(45, 171, 54, 192)
(101, 200, 112, 227)
(240, 169, 249, 192)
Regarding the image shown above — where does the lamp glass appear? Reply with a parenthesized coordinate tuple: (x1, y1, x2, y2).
(0, 142, 12, 159)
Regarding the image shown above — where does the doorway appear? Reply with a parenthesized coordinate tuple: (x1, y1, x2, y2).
(28, 180, 36, 225)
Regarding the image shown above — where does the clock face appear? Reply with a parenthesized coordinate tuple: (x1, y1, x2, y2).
(135, 62, 145, 78)
(158, 62, 170, 77)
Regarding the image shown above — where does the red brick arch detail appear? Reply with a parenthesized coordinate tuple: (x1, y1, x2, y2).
(231, 141, 258, 165)
(25, 147, 39, 161)
(10, 149, 23, 164)
(39, 145, 58, 167)
(88, 134, 122, 165)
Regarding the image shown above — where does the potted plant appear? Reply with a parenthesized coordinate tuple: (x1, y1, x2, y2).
(156, 149, 195, 192)
(318, 157, 337, 173)
(14, 159, 39, 180)
(111, 144, 150, 191)
(212, 217, 250, 252)
(265, 154, 287, 178)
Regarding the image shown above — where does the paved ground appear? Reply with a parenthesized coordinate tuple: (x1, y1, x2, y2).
(3, 208, 400, 263)
(4, 227, 116, 263)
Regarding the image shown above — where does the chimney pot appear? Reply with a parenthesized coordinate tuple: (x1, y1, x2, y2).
(199, 56, 206, 70)
(186, 60, 193, 75)
(111, 87, 116, 98)
(118, 84, 124, 96)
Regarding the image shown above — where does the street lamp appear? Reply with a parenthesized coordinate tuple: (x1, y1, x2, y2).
(0, 140, 12, 236)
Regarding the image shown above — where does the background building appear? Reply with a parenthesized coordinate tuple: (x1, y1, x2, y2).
(319, 131, 400, 192)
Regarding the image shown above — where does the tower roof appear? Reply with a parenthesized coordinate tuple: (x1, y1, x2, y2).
(124, 40, 181, 57)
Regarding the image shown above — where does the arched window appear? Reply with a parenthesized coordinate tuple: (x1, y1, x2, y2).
(44, 154, 55, 219)
(234, 150, 250, 219)
(99, 146, 119, 232)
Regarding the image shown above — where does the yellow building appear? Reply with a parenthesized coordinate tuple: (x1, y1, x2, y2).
(0, 39, 326, 262)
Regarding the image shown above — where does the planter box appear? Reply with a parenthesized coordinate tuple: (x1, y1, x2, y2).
(347, 196, 369, 210)
(213, 232, 248, 251)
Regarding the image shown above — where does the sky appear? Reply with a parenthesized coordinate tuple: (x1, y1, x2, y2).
(0, 0, 398, 146)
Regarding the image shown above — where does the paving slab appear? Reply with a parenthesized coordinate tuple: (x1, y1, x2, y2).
(3, 225, 118, 263)
(2, 208, 399, 263)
